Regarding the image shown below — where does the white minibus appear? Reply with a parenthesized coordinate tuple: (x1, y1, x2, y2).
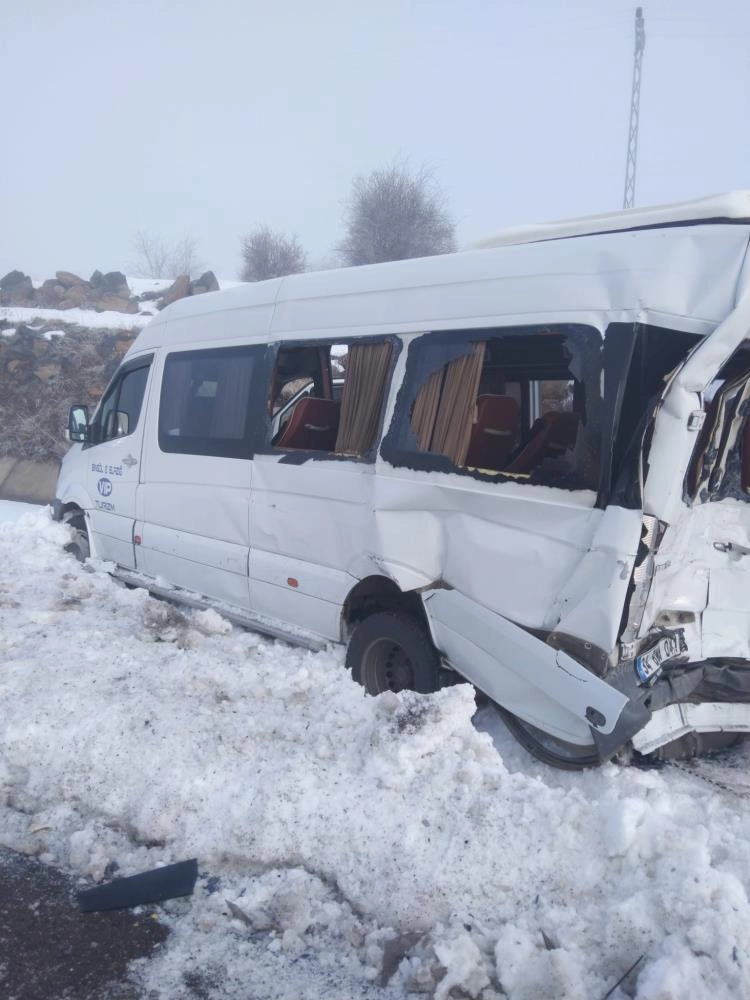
(54, 193, 750, 768)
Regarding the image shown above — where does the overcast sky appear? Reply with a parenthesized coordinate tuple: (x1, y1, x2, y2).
(3, 0, 749, 280)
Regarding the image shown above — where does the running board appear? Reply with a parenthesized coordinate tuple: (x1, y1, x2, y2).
(631, 702, 750, 755)
(113, 568, 329, 652)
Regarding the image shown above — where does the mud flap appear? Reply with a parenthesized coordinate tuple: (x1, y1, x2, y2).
(77, 859, 198, 913)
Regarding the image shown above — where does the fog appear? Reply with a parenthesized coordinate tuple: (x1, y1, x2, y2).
(2, 0, 749, 279)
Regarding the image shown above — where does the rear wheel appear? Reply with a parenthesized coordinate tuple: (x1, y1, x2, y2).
(63, 512, 90, 563)
(499, 707, 601, 770)
(346, 611, 441, 695)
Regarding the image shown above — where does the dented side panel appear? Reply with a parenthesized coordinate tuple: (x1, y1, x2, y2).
(371, 467, 600, 629)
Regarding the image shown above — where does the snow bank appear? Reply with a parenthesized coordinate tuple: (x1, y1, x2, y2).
(0, 510, 748, 999)
(0, 304, 151, 330)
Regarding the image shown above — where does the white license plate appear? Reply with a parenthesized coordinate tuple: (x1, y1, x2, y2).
(635, 632, 688, 684)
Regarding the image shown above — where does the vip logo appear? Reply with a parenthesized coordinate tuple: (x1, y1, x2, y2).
(97, 477, 113, 497)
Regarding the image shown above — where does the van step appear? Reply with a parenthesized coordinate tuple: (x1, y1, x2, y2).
(113, 568, 329, 651)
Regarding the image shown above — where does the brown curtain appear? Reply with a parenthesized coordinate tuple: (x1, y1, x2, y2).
(410, 368, 444, 450)
(409, 343, 485, 466)
(335, 342, 393, 454)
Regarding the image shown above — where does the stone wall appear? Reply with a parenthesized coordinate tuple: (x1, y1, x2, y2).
(0, 267, 222, 501)
(0, 321, 139, 465)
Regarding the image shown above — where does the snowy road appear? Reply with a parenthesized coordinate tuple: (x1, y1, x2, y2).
(0, 505, 749, 999)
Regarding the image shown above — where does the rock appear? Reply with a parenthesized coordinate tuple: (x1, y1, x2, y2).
(90, 270, 129, 297)
(58, 284, 87, 308)
(38, 280, 66, 307)
(161, 275, 191, 307)
(190, 271, 220, 295)
(94, 295, 137, 314)
(35, 363, 61, 383)
(0, 271, 35, 306)
(55, 271, 87, 289)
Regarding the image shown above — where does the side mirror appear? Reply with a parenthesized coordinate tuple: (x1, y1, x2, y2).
(68, 404, 89, 443)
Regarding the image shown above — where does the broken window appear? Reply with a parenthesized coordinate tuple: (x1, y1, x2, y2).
(683, 340, 750, 502)
(381, 325, 603, 491)
(269, 339, 395, 457)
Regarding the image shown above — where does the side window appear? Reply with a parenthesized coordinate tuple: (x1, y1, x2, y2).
(269, 339, 395, 458)
(159, 346, 260, 458)
(382, 325, 602, 490)
(92, 361, 151, 444)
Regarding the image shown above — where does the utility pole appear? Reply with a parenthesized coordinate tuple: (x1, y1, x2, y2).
(623, 6, 646, 209)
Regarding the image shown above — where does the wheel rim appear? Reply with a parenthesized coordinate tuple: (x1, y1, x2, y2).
(361, 637, 415, 693)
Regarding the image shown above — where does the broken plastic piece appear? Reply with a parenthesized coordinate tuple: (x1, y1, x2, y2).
(77, 858, 198, 913)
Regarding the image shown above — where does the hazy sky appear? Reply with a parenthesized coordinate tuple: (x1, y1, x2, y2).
(3, 0, 749, 280)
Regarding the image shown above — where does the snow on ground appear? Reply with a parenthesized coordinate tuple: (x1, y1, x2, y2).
(0, 277, 244, 333)
(0, 506, 749, 999)
(0, 304, 151, 331)
(0, 500, 41, 523)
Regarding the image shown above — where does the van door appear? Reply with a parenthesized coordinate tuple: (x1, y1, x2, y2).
(249, 339, 394, 640)
(84, 354, 153, 568)
(136, 343, 263, 610)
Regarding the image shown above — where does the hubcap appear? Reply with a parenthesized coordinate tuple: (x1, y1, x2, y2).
(362, 638, 415, 693)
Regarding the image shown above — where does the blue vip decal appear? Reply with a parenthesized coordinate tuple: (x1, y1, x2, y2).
(97, 477, 113, 497)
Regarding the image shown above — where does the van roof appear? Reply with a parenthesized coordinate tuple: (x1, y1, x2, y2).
(470, 190, 750, 249)
(129, 192, 750, 356)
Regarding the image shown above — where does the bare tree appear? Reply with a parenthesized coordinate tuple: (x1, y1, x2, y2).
(168, 233, 205, 278)
(240, 226, 307, 282)
(131, 230, 170, 278)
(337, 161, 456, 266)
(130, 230, 205, 279)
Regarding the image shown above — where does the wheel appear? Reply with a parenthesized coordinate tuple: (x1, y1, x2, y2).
(63, 512, 90, 562)
(498, 707, 601, 771)
(346, 611, 441, 695)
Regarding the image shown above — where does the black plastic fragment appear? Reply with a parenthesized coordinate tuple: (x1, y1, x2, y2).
(77, 859, 198, 913)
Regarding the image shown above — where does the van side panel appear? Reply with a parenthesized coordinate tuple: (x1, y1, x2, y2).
(249, 456, 379, 641)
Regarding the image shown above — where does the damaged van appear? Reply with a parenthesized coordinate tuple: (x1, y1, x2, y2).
(54, 192, 750, 768)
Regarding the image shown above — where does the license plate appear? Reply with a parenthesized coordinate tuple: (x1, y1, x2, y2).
(635, 631, 688, 684)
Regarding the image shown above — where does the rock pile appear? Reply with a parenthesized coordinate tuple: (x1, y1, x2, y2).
(0, 269, 139, 313)
(0, 269, 221, 314)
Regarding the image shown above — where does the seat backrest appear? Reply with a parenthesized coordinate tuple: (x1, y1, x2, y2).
(464, 394, 519, 470)
(505, 410, 579, 475)
(275, 397, 340, 451)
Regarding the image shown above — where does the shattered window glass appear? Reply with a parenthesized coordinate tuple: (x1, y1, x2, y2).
(382, 324, 603, 491)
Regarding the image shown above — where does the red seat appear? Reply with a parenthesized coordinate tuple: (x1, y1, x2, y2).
(505, 411, 580, 475)
(275, 397, 340, 451)
(465, 394, 519, 470)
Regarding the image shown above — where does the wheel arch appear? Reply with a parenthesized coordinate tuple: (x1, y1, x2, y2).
(341, 574, 430, 639)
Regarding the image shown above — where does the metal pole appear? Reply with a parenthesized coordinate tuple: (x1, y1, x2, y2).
(623, 7, 646, 209)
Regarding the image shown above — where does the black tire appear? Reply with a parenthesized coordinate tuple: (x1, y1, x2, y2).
(63, 513, 90, 563)
(498, 707, 601, 771)
(346, 611, 441, 695)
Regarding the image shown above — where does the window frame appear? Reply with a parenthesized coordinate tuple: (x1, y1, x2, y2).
(157, 344, 265, 459)
(84, 354, 153, 449)
(259, 334, 401, 463)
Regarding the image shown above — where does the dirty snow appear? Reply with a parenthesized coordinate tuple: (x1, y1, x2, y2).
(0, 505, 749, 999)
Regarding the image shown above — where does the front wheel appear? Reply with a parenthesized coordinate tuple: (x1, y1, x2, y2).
(63, 512, 90, 562)
(346, 611, 441, 695)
